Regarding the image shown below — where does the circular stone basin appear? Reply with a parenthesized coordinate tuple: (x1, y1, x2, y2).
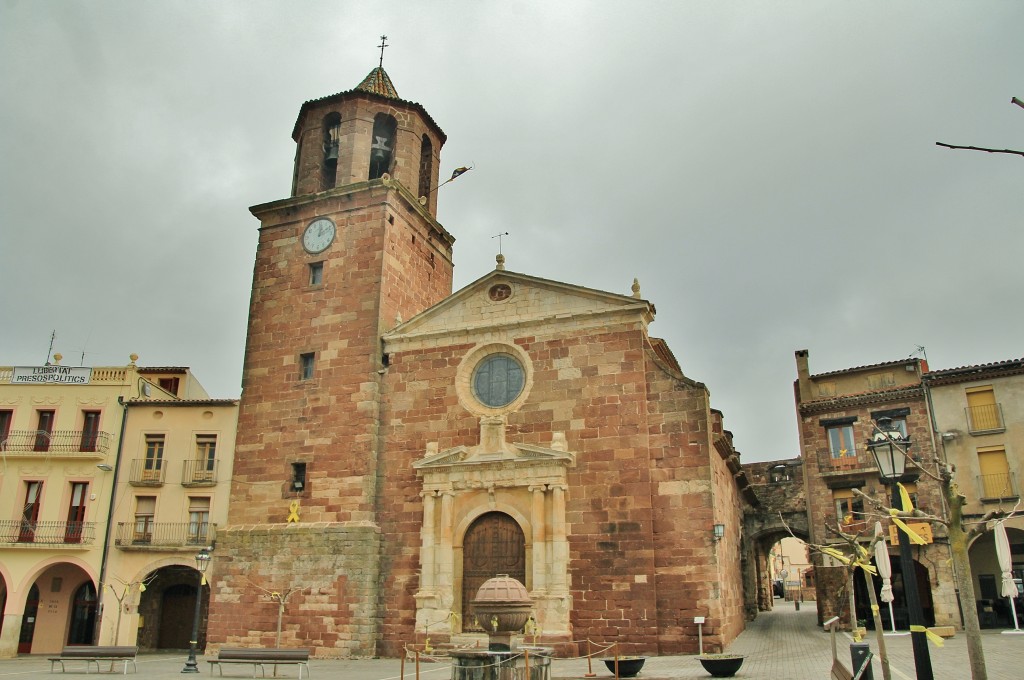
(602, 657, 646, 677)
(472, 574, 533, 634)
(698, 655, 745, 677)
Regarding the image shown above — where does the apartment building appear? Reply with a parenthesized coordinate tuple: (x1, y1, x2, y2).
(793, 350, 957, 629)
(924, 358, 1024, 628)
(0, 357, 235, 656)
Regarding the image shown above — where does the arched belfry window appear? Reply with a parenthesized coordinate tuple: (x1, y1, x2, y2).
(369, 113, 397, 180)
(418, 134, 433, 198)
(321, 113, 341, 191)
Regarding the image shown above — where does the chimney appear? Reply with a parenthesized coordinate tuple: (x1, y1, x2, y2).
(795, 349, 812, 402)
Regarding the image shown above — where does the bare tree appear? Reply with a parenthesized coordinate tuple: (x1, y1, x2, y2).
(244, 578, 309, 648)
(853, 462, 1021, 680)
(102, 573, 158, 645)
(936, 97, 1023, 157)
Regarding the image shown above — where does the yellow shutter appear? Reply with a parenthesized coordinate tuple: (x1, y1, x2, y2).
(978, 447, 1011, 498)
(967, 387, 1000, 431)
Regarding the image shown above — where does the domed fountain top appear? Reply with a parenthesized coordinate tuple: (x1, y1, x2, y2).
(473, 574, 531, 604)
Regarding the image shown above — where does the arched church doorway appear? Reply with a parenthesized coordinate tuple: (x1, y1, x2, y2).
(18, 584, 39, 654)
(461, 512, 525, 631)
(67, 582, 97, 645)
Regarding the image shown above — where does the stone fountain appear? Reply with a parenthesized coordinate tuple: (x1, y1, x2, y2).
(449, 575, 553, 680)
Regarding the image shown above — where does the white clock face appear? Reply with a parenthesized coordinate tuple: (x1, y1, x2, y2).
(302, 218, 335, 253)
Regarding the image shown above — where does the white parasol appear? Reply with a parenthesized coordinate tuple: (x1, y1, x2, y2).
(994, 521, 1022, 634)
(874, 521, 905, 635)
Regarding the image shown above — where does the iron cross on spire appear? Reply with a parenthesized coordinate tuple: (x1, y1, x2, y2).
(378, 35, 389, 68)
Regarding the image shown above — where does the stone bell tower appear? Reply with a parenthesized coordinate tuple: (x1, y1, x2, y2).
(207, 64, 455, 657)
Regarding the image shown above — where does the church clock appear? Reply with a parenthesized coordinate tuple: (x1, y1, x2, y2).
(301, 218, 335, 253)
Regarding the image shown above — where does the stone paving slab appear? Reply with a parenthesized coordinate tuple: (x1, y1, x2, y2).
(0, 607, 1022, 680)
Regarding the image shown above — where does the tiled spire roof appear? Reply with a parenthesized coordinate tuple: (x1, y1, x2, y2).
(355, 67, 399, 99)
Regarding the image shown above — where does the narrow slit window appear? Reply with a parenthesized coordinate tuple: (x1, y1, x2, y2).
(300, 352, 315, 381)
(309, 262, 324, 286)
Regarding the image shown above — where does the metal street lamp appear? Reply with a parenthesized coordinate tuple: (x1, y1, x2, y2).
(867, 418, 933, 680)
(181, 547, 212, 673)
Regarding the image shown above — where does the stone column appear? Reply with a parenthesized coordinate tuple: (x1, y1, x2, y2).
(530, 485, 547, 594)
(0, 613, 22, 658)
(550, 484, 568, 592)
(438, 491, 455, 596)
(419, 491, 437, 594)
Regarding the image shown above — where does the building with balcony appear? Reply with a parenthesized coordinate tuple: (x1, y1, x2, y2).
(0, 357, 234, 657)
(923, 357, 1024, 629)
(102, 396, 237, 651)
(793, 350, 957, 631)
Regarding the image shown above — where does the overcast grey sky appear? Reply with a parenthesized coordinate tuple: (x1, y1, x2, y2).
(2, 1, 1021, 462)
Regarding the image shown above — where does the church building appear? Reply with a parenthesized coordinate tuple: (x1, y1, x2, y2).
(206, 64, 754, 658)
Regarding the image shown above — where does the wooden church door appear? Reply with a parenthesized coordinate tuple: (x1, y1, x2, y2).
(462, 512, 526, 631)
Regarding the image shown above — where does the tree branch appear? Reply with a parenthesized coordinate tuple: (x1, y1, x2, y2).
(935, 142, 1024, 157)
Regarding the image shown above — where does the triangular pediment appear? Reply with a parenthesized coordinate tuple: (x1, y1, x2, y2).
(413, 442, 574, 472)
(383, 269, 654, 346)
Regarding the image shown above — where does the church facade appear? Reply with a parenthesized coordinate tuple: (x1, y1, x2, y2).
(207, 66, 754, 658)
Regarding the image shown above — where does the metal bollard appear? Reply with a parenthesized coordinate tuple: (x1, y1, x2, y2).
(850, 642, 873, 680)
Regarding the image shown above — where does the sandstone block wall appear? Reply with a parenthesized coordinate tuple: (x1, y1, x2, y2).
(207, 525, 381, 657)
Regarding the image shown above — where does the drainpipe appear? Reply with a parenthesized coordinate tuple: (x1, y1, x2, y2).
(93, 396, 129, 644)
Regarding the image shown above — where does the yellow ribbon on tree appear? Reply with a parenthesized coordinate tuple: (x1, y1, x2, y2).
(871, 604, 879, 613)
(897, 482, 914, 512)
(910, 624, 945, 647)
(821, 547, 851, 565)
(855, 561, 877, 576)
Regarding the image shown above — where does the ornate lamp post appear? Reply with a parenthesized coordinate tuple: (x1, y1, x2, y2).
(867, 418, 933, 680)
(181, 547, 211, 673)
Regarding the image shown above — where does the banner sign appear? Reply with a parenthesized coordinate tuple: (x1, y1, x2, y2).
(12, 366, 93, 385)
(889, 522, 933, 545)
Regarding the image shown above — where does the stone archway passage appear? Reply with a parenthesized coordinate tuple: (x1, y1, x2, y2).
(461, 512, 525, 632)
(159, 584, 196, 649)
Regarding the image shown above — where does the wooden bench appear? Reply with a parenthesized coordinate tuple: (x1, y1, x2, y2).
(48, 646, 138, 674)
(208, 648, 311, 679)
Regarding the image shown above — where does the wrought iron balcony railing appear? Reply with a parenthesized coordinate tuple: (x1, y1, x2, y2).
(978, 471, 1017, 501)
(966, 403, 1005, 433)
(182, 459, 219, 486)
(0, 429, 111, 455)
(0, 520, 96, 545)
(128, 458, 166, 486)
(817, 450, 871, 473)
(114, 521, 216, 548)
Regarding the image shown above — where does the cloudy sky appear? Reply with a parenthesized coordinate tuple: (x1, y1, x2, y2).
(2, 1, 1021, 462)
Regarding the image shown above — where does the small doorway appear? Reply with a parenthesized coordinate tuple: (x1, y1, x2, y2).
(67, 582, 97, 644)
(461, 512, 526, 632)
(18, 584, 40, 654)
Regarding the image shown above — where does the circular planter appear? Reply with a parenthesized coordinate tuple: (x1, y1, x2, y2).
(602, 657, 646, 677)
(698, 654, 745, 677)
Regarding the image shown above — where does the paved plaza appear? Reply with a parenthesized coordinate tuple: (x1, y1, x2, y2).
(1, 606, 1023, 680)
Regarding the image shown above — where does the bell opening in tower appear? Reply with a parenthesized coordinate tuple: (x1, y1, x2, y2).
(369, 113, 397, 180)
(322, 113, 341, 191)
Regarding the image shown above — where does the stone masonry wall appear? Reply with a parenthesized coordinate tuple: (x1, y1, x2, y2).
(207, 525, 381, 657)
